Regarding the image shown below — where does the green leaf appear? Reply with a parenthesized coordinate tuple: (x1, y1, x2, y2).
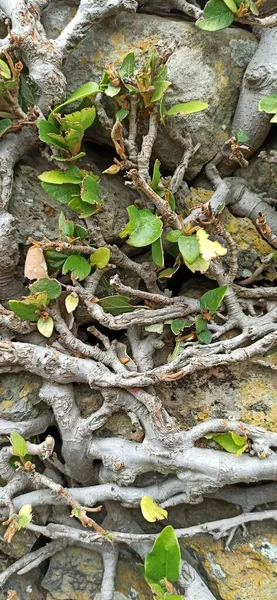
(50, 82, 99, 118)
(60, 106, 96, 130)
(145, 322, 164, 334)
(198, 329, 212, 345)
(207, 431, 247, 454)
(222, 0, 237, 11)
(166, 231, 181, 243)
(9, 300, 40, 322)
(167, 190, 176, 212)
(168, 340, 184, 362)
(184, 255, 210, 274)
(19, 74, 35, 113)
(37, 316, 54, 338)
(65, 294, 79, 313)
(178, 235, 200, 265)
(152, 236, 164, 267)
(74, 224, 88, 239)
(24, 292, 47, 307)
(160, 97, 166, 121)
(10, 433, 27, 457)
(81, 175, 100, 204)
(170, 319, 193, 336)
(99, 295, 138, 315)
(158, 259, 181, 280)
(64, 128, 83, 150)
(258, 94, 277, 114)
(196, 0, 234, 30)
(29, 278, 62, 300)
(151, 80, 172, 103)
(68, 197, 100, 218)
(39, 168, 83, 185)
(44, 248, 70, 274)
(61, 218, 75, 237)
(144, 526, 181, 583)
(62, 255, 91, 281)
(120, 205, 162, 247)
(195, 315, 208, 334)
(151, 159, 162, 189)
(232, 129, 249, 143)
(140, 496, 168, 522)
(37, 119, 67, 149)
(200, 285, 228, 316)
(249, 0, 259, 15)
(166, 101, 208, 116)
(105, 83, 121, 97)
(90, 247, 110, 268)
(17, 505, 33, 530)
(0, 118, 12, 137)
(119, 52, 136, 80)
(116, 108, 129, 122)
(270, 114, 277, 123)
(0, 59, 11, 79)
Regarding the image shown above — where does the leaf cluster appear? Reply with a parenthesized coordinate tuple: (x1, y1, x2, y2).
(196, 0, 260, 31)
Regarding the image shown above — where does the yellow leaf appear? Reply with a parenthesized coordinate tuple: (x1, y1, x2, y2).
(65, 294, 79, 313)
(103, 164, 121, 175)
(196, 229, 227, 261)
(140, 495, 168, 522)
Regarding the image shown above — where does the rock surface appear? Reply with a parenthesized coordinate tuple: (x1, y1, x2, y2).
(42, 5, 257, 177)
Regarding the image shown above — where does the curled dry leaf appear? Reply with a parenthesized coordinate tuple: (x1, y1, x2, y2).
(24, 246, 48, 281)
(7, 592, 20, 600)
(111, 119, 125, 159)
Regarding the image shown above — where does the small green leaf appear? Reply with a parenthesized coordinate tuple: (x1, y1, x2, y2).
(19, 74, 35, 112)
(0, 59, 11, 79)
(120, 206, 163, 247)
(166, 101, 208, 116)
(158, 259, 181, 279)
(184, 255, 210, 274)
(119, 52, 136, 80)
(144, 526, 181, 583)
(249, 0, 259, 15)
(195, 315, 208, 334)
(168, 340, 184, 362)
(197, 329, 213, 345)
(81, 175, 100, 204)
(50, 82, 99, 120)
(24, 292, 48, 307)
(258, 94, 277, 114)
(116, 108, 129, 122)
(151, 80, 171, 103)
(37, 316, 54, 338)
(206, 431, 248, 454)
(62, 255, 91, 281)
(178, 235, 200, 265)
(105, 83, 121, 97)
(0, 118, 12, 137)
(160, 97, 166, 121)
(64, 128, 83, 150)
(196, 0, 234, 30)
(39, 168, 83, 185)
(9, 300, 40, 322)
(99, 295, 138, 315)
(140, 496, 168, 522)
(151, 236, 164, 268)
(60, 106, 96, 130)
(170, 319, 193, 336)
(37, 119, 66, 149)
(145, 322, 164, 334)
(44, 248, 71, 274)
(17, 505, 32, 530)
(29, 278, 62, 300)
(200, 285, 228, 316)
(61, 219, 75, 237)
(90, 247, 110, 268)
(232, 129, 249, 143)
(68, 197, 100, 218)
(10, 433, 28, 457)
(151, 159, 162, 189)
(65, 294, 79, 313)
(166, 231, 181, 243)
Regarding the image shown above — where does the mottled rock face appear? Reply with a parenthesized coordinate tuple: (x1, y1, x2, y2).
(236, 132, 277, 199)
(42, 5, 257, 178)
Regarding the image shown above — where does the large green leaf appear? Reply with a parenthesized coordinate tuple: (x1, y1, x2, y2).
(119, 52, 136, 80)
(0, 118, 12, 137)
(62, 255, 91, 281)
(144, 526, 181, 583)
(200, 285, 228, 315)
(196, 0, 234, 30)
(99, 295, 138, 315)
(258, 94, 277, 114)
(29, 278, 62, 300)
(178, 235, 200, 265)
(9, 300, 40, 322)
(166, 101, 208, 116)
(81, 175, 100, 204)
(120, 205, 163, 247)
(41, 181, 80, 204)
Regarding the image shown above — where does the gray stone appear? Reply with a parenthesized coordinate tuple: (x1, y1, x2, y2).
(235, 134, 277, 198)
(42, 6, 257, 178)
(0, 372, 44, 420)
(0, 553, 46, 600)
(0, 524, 38, 559)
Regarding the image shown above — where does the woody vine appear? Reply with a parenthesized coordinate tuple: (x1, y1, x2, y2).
(0, 1, 277, 599)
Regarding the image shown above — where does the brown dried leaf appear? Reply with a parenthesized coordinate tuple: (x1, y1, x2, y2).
(102, 163, 121, 175)
(24, 246, 48, 281)
(7, 592, 20, 600)
(3, 514, 18, 544)
(111, 119, 125, 159)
